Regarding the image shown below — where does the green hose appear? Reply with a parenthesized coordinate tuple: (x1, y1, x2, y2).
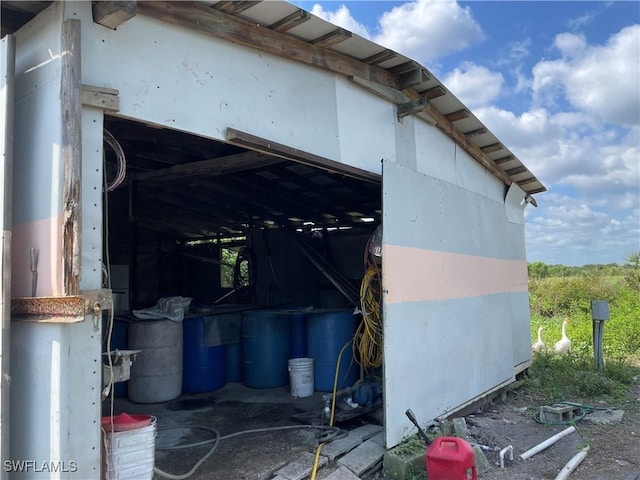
(533, 401, 617, 426)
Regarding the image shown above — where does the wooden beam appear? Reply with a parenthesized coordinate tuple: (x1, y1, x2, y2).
(61, 19, 81, 296)
(137, 1, 398, 89)
(311, 28, 352, 48)
(397, 68, 430, 89)
(269, 9, 310, 33)
(362, 49, 396, 65)
(134, 151, 282, 181)
(505, 166, 528, 176)
(92, 1, 136, 30)
(81, 84, 120, 112)
(397, 96, 429, 119)
(444, 109, 470, 122)
(226, 128, 381, 184)
(494, 155, 515, 165)
(212, 1, 259, 15)
(517, 177, 538, 185)
(464, 127, 487, 138)
(480, 143, 503, 154)
(422, 85, 447, 100)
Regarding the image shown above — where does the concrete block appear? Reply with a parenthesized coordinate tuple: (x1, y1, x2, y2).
(322, 432, 363, 462)
(472, 445, 492, 475)
(452, 417, 469, 438)
(383, 447, 425, 480)
(337, 439, 386, 476)
(275, 452, 328, 480)
(323, 466, 362, 480)
(539, 404, 581, 424)
(439, 419, 454, 436)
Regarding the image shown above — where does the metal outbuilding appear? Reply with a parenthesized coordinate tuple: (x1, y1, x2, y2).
(1, 1, 545, 478)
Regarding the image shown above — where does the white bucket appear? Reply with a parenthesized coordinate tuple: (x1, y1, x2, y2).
(102, 417, 156, 480)
(288, 358, 314, 398)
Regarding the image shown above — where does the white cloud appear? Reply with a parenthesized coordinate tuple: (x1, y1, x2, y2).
(525, 193, 640, 266)
(310, 4, 372, 39)
(533, 25, 640, 126)
(374, 0, 485, 62)
(443, 63, 504, 108)
(311, 0, 484, 63)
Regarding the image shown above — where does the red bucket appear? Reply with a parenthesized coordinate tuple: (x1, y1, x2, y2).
(426, 436, 477, 480)
(101, 413, 153, 432)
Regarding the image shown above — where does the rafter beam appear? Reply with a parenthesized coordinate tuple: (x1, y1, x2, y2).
(480, 143, 503, 154)
(212, 1, 259, 15)
(444, 109, 470, 122)
(92, 1, 136, 30)
(133, 151, 282, 182)
(464, 127, 487, 138)
(505, 166, 528, 176)
(311, 28, 352, 48)
(269, 9, 310, 33)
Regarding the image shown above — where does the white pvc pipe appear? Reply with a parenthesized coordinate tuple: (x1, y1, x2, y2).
(519, 426, 576, 460)
(499, 445, 513, 468)
(554, 446, 590, 480)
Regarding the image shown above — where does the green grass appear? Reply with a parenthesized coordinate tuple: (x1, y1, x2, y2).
(521, 352, 638, 404)
(524, 276, 640, 405)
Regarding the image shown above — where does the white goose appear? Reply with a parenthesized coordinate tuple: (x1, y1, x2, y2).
(532, 326, 545, 352)
(554, 319, 571, 354)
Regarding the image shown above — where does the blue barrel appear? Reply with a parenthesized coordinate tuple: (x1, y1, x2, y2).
(102, 318, 129, 398)
(225, 343, 242, 383)
(307, 309, 359, 392)
(242, 310, 291, 388)
(183, 317, 226, 393)
(283, 310, 308, 358)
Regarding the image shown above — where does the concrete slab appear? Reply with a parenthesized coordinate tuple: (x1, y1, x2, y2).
(337, 439, 386, 476)
(322, 432, 363, 462)
(369, 431, 385, 447)
(275, 452, 328, 480)
(350, 424, 383, 442)
(383, 448, 425, 480)
(453, 417, 469, 438)
(323, 466, 362, 480)
(583, 409, 625, 425)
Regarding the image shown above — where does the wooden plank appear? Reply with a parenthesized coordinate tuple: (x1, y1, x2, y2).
(397, 96, 428, 119)
(444, 109, 470, 122)
(92, 1, 136, 30)
(269, 9, 310, 33)
(494, 155, 515, 165)
(361, 49, 396, 65)
(311, 28, 352, 48)
(137, 1, 398, 89)
(505, 165, 528, 176)
(464, 127, 488, 138)
(81, 84, 120, 112)
(226, 128, 381, 184)
(480, 142, 503, 154)
(212, 1, 259, 15)
(61, 19, 81, 296)
(422, 85, 447, 100)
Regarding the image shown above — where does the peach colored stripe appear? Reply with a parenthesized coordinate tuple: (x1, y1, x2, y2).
(383, 244, 528, 304)
(11, 216, 64, 298)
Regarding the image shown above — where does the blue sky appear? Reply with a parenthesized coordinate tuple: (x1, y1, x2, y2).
(293, 0, 640, 266)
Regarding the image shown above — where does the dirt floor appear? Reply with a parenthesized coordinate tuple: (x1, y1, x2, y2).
(462, 377, 640, 480)
(104, 377, 640, 480)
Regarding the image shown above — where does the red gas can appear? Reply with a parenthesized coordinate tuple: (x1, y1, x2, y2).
(426, 436, 477, 480)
